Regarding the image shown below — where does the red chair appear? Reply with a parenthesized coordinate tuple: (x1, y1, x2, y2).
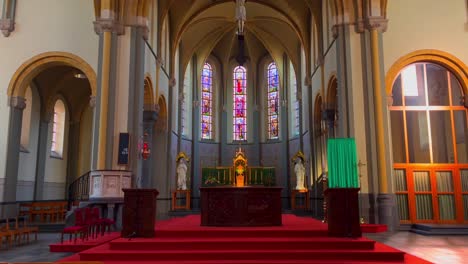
(91, 207, 115, 236)
(60, 208, 87, 243)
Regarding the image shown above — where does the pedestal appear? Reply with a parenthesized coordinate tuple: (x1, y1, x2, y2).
(325, 188, 361, 237)
(172, 190, 191, 210)
(291, 189, 310, 210)
(121, 188, 159, 238)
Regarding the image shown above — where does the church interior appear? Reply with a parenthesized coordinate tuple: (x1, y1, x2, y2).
(0, 0, 467, 263)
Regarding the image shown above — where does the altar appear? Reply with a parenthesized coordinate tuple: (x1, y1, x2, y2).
(200, 186, 282, 226)
(200, 148, 282, 226)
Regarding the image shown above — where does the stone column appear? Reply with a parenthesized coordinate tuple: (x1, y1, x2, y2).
(66, 120, 81, 191)
(366, 17, 398, 230)
(34, 118, 50, 200)
(2, 97, 25, 217)
(0, 0, 16, 37)
(142, 110, 158, 188)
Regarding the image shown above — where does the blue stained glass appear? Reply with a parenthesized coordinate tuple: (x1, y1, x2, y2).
(267, 62, 279, 139)
(201, 63, 213, 139)
(233, 66, 247, 141)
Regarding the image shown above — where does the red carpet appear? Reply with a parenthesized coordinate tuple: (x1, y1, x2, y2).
(50, 232, 121, 252)
(361, 224, 388, 233)
(57, 215, 431, 264)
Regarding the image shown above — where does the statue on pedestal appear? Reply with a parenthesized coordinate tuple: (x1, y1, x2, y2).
(176, 152, 190, 190)
(292, 151, 306, 191)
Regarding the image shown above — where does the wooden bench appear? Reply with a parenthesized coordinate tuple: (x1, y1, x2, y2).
(21, 201, 67, 223)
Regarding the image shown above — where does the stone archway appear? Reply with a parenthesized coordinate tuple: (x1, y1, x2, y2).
(3, 52, 96, 210)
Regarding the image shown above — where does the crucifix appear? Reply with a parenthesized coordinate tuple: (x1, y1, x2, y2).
(235, 0, 247, 66)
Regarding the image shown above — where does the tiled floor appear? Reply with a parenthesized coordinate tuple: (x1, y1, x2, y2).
(0, 233, 73, 263)
(0, 232, 467, 263)
(366, 232, 468, 264)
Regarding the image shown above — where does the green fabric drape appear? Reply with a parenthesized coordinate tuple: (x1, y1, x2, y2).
(327, 138, 359, 188)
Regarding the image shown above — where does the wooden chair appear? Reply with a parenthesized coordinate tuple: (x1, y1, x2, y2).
(0, 220, 13, 249)
(15, 217, 38, 243)
(5, 218, 24, 246)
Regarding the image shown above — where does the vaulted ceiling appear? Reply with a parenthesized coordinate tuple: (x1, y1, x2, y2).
(160, 0, 322, 82)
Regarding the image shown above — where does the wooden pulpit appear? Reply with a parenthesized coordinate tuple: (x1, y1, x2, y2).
(121, 188, 159, 238)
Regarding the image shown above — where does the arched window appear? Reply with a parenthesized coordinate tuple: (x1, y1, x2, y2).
(51, 99, 66, 157)
(201, 63, 213, 139)
(233, 66, 247, 141)
(161, 17, 170, 69)
(267, 62, 279, 139)
(20, 86, 33, 149)
(390, 62, 468, 223)
(390, 62, 467, 164)
(290, 62, 300, 136)
(182, 61, 192, 136)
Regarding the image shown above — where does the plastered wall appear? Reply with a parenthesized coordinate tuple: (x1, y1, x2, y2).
(384, 0, 468, 77)
(0, 0, 98, 181)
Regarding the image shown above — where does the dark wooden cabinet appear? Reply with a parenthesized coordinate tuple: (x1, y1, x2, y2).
(325, 188, 361, 237)
(200, 186, 282, 226)
(121, 188, 159, 238)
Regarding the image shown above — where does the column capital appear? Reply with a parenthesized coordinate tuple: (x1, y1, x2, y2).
(93, 18, 124, 35)
(169, 77, 177, 88)
(9, 96, 26, 110)
(304, 76, 312, 87)
(365, 17, 388, 32)
(387, 96, 394, 107)
(331, 24, 339, 39)
(0, 18, 15, 37)
(89, 96, 97, 108)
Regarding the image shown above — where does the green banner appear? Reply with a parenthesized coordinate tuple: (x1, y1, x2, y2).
(327, 138, 359, 188)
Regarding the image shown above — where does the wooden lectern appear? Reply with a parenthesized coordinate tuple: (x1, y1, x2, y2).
(325, 188, 361, 237)
(121, 188, 159, 238)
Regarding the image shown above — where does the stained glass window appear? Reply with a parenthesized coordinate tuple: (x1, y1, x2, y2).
(201, 63, 213, 139)
(233, 66, 247, 141)
(267, 63, 279, 139)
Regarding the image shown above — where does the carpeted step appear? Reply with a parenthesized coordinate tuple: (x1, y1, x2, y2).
(153, 229, 328, 238)
(79, 246, 405, 262)
(63, 260, 418, 264)
(109, 237, 376, 251)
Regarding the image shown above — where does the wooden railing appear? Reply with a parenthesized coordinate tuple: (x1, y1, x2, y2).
(67, 171, 90, 210)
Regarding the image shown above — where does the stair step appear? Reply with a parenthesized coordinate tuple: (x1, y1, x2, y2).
(154, 229, 328, 238)
(80, 248, 405, 262)
(109, 237, 375, 250)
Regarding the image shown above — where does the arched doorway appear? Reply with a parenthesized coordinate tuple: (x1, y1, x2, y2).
(389, 61, 468, 224)
(7, 52, 96, 201)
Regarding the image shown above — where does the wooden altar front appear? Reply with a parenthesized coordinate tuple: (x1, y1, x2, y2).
(200, 186, 282, 226)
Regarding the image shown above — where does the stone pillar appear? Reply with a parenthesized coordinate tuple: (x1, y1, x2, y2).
(66, 120, 81, 190)
(142, 110, 158, 188)
(3, 96, 25, 217)
(366, 17, 398, 231)
(34, 119, 50, 200)
(0, 0, 16, 37)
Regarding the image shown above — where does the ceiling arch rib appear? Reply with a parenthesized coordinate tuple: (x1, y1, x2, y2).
(167, 0, 315, 78)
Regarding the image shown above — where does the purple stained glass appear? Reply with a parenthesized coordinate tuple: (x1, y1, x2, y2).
(267, 63, 279, 139)
(233, 66, 247, 141)
(201, 63, 213, 139)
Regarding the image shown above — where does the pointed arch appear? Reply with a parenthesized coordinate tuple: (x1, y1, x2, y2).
(144, 75, 155, 111)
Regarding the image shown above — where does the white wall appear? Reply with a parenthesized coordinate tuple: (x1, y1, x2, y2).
(43, 109, 69, 199)
(0, 0, 98, 180)
(384, 0, 468, 76)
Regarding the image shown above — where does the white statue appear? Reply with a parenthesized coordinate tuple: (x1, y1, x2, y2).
(235, 0, 246, 35)
(176, 158, 188, 190)
(294, 158, 306, 190)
